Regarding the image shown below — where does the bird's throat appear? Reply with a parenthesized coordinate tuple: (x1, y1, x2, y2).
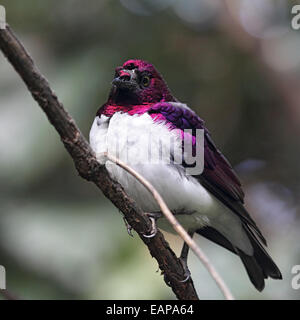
(109, 86, 141, 106)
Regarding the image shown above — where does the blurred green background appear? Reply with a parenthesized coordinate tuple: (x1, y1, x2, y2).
(0, 0, 299, 299)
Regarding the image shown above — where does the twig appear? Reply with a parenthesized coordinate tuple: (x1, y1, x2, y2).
(0, 24, 199, 300)
(105, 153, 234, 300)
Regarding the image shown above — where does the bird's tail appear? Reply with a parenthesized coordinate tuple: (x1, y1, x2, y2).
(237, 225, 282, 291)
(197, 225, 282, 291)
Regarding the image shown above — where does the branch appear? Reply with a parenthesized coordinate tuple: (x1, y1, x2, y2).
(106, 154, 234, 300)
(0, 24, 199, 300)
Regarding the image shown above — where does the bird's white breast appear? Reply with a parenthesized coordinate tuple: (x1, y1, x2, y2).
(89, 111, 252, 254)
(90, 112, 212, 218)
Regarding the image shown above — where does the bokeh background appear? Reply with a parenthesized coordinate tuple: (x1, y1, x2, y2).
(0, 0, 299, 299)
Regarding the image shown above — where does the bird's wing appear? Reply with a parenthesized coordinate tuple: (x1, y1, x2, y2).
(148, 102, 266, 245)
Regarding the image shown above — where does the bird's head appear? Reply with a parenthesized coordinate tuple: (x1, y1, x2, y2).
(107, 59, 175, 105)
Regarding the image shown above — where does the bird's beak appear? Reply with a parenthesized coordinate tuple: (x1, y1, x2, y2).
(112, 69, 138, 90)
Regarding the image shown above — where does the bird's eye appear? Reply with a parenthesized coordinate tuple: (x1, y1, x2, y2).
(141, 75, 150, 87)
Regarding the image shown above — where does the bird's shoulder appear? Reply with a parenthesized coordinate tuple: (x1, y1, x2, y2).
(147, 101, 244, 200)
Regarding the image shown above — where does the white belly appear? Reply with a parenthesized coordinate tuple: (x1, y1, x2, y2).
(89, 112, 252, 254)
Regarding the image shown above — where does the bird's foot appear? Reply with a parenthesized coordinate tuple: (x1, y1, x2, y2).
(162, 261, 190, 286)
(179, 257, 191, 283)
(143, 213, 158, 238)
(123, 217, 133, 237)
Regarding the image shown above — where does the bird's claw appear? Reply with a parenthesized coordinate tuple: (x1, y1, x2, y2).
(179, 271, 191, 283)
(163, 266, 190, 285)
(143, 215, 157, 238)
(179, 257, 191, 283)
(123, 217, 133, 237)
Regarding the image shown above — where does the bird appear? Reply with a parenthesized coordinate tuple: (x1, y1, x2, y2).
(89, 59, 282, 291)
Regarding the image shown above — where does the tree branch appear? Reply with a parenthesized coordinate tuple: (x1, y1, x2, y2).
(0, 24, 199, 300)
